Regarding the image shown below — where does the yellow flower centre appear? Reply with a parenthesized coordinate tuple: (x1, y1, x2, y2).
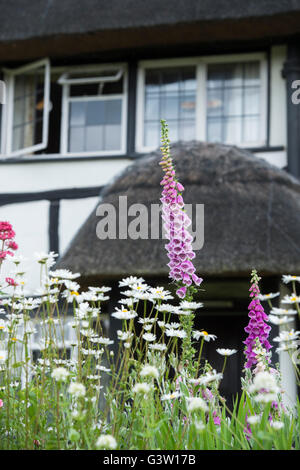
(11, 338, 17, 342)
(202, 331, 208, 336)
(122, 309, 128, 313)
(71, 291, 79, 296)
(0, 326, 4, 329)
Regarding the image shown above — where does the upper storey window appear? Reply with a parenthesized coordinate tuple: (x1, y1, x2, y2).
(136, 54, 267, 152)
(59, 66, 127, 156)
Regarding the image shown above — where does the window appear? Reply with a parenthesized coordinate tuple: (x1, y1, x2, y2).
(143, 67, 197, 147)
(1, 58, 50, 157)
(206, 62, 262, 145)
(136, 54, 267, 152)
(59, 65, 127, 156)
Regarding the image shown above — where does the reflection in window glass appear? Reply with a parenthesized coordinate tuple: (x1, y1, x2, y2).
(12, 70, 45, 152)
(206, 62, 261, 145)
(143, 67, 196, 148)
(68, 99, 122, 152)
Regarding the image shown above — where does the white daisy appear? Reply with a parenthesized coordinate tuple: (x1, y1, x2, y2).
(49, 269, 80, 280)
(180, 301, 203, 310)
(273, 329, 300, 342)
(281, 294, 300, 304)
(111, 307, 137, 320)
(96, 434, 117, 450)
(276, 341, 298, 352)
(132, 382, 152, 394)
(187, 397, 208, 413)
(193, 330, 217, 342)
(268, 315, 294, 325)
(270, 421, 284, 430)
(165, 328, 187, 338)
(142, 333, 156, 342)
(148, 343, 167, 351)
(138, 317, 156, 324)
(282, 275, 300, 284)
(247, 415, 261, 425)
(216, 348, 237, 356)
(117, 330, 133, 341)
(51, 367, 70, 382)
(140, 365, 159, 380)
(192, 370, 223, 386)
(161, 391, 181, 401)
(119, 276, 145, 287)
(258, 292, 280, 301)
(68, 382, 86, 397)
(270, 307, 297, 316)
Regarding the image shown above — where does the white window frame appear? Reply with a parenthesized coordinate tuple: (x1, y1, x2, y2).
(59, 63, 128, 157)
(1, 58, 51, 157)
(135, 53, 268, 153)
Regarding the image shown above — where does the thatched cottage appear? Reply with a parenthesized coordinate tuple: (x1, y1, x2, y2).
(0, 0, 299, 400)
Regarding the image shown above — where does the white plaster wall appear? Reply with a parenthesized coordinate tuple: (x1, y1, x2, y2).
(59, 197, 99, 256)
(0, 200, 49, 294)
(254, 150, 287, 168)
(0, 158, 132, 193)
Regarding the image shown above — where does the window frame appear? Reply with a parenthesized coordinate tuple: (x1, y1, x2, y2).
(59, 63, 128, 157)
(135, 53, 268, 153)
(1, 58, 51, 158)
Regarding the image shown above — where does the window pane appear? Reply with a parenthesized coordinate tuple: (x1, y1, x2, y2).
(69, 126, 85, 152)
(145, 95, 159, 120)
(105, 124, 121, 150)
(11, 63, 48, 153)
(161, 95, 179, 120)
(68, 99, 122, 152)
(180, 95, 196, 118)
(244, 87, 260, 115)
(70, 102, 86, 126)
(106, 100, 122, 125)
(180, 120, 195, 141)
(207, 118, 222, 142)
(224, 88, 242, 116)
(144, 121, 159, 148)
(206, 61, 263, 145)
(86, 101, 106, 125)
(243, 116, 260, 143)
(144, 66, 196, 147)
(224, 117, 242, 144)
(85, 126, 103, 151)
(207, 89, 222, 117)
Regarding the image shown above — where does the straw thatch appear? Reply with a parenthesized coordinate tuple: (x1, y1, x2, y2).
(57, 141, 300, 280)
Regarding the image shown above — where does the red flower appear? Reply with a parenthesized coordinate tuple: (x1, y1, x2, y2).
(5, 277, 18, 287)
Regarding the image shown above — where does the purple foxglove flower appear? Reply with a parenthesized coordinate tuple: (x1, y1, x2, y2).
(243, 270, 272, 369)
(160, 121, 202, 298)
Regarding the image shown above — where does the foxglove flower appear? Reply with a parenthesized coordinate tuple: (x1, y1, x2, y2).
(244, 270, 271, 369)
(160, 120, 202, 298)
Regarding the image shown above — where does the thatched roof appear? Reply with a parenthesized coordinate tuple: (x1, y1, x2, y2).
(1, 0, 300, 61)
(57, 142, 300, 280)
